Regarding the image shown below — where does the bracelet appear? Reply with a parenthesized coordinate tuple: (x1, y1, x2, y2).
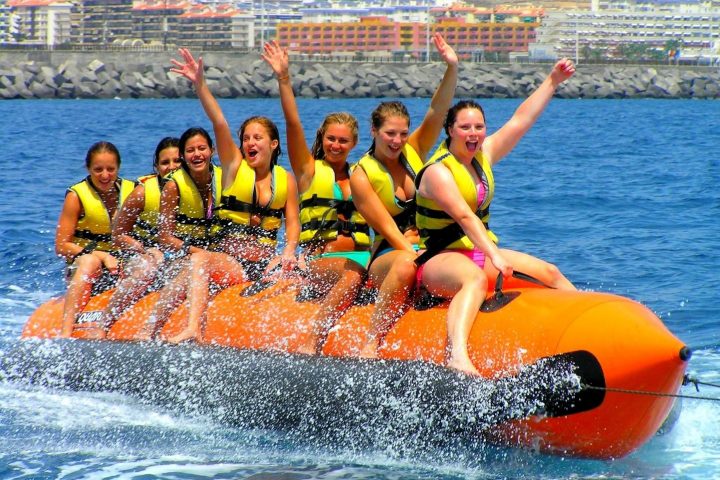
(277, 73, 290, 81)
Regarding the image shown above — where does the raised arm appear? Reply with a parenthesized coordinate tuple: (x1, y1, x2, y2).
(262, 41, 315, 192)
(418, 164, 512, 277)
(171, 48, 240, 180)
(483, 58, 575, 165)
(112, 185, 146, 253)
(350, 168, 415, 254)
(408, 33, 459, 161)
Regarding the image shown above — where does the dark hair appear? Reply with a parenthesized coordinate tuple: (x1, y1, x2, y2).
(153, 136, 180, 169)
(85, 141, 121, 169)
(237, 116, 282, 166)
(368, 101, 410, 154)
(178, 127, 214, 171)
(443, 100, 486, 146)
(310, 112, 358, 160)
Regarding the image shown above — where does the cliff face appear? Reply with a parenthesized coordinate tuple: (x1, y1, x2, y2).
(1, 51, 718, 100)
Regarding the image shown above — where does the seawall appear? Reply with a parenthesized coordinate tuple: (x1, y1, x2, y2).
(1, 50, 719, 100)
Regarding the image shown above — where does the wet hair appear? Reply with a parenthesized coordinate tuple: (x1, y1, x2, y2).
(237, 116, 282, 166)
(178, 127, 214, 171)
(310, 112, 359, 160)
(85, 141, 121, 169)
(368, 101, 410, 154)
(443, 100, 486, 146)
(153, 136, 180, 170)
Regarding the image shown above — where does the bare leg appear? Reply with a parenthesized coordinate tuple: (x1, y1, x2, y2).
(139, 257, 191, 340)
(61, 254, 103, 338)
(360, 250, 417, 358)
(494, 249, 576, 290)
(99, 250, 163, 336)
(421, 252, 486, 375)
(166, 252, 245, 344)
(298, 257, 365, 355)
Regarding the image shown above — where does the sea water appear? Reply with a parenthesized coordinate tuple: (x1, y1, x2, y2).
(0, 97, 718, 479)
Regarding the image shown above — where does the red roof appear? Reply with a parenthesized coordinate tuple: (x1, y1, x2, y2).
(7, 0, 70, 6)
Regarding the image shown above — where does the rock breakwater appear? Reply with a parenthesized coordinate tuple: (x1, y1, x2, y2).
(1, 51, 718, 100)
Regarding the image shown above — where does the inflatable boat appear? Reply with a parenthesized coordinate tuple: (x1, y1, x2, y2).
(17, 274, 690, 459)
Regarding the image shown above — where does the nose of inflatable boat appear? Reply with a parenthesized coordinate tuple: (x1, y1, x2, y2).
(534, 294, 689, 458)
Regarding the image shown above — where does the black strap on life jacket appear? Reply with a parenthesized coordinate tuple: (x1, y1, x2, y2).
(74, 229, 112, 244)
(414, 154, 491, 267)
(212, 220, 279, 241)
(216, 195, 284, 219)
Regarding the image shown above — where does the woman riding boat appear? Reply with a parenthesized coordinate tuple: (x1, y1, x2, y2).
(414, 59, 577, 374)
(140, 126, 223, 341)
(350, 33, 458, 358)
(55, 141, 135, 338)
(263, 41, 368, 355)
(95, 137, 182, 337)
(148, 48, 299, 344)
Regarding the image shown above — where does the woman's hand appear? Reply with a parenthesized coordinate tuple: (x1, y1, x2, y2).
(264, 251, 298, 280)
(432, 32, 458, 68)
(100, 252, 119, 275)
(550, 58, 575, 85)
(489, 251, 513, 279)
(170, 47, 205, 87)
(262, 40, 290, 79)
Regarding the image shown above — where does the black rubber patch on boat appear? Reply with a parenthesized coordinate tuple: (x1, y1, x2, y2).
(541, 350, 606, 417)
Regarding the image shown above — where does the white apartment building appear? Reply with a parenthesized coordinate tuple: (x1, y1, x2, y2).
(533, 7, 720, 61)
(5, 0, 73, 46)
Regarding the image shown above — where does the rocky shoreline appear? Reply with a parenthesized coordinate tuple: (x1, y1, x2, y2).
(1, 50, 719, 100)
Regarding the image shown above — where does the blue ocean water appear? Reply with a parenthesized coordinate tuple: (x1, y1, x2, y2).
(0, 96, 719, 479)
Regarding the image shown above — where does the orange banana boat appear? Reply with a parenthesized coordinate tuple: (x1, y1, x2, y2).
(21, 275, 689, 459)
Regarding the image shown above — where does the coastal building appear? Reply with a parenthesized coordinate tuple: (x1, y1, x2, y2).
(276, 14, 539, 59)
(532, 8, 720, 62)
(0, 2, 12, 43)
(70, 0, 134, 45)
(131, 0, 192, 48)
(176, 3, 255, 49)
(5, 0, 73, 46)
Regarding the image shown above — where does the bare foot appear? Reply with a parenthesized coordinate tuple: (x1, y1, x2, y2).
(135, 317, 158, 341)
(447, 356, 481, 376)
(358, 341, 378, 359)
(166, 328, 199, 344)
(295, 344, 317, 356)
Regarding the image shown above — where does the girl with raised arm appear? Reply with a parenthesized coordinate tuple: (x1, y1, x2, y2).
(350, 33, 459, 358)
(263, 41, 369, 355)
(151, 49, 299, 344)
(415, 59, 577, 374)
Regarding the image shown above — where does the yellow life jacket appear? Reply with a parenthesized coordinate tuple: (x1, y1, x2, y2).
(356, 143, 424, 245)
(166, 165, 222, 246)
(213, 159, 289, 246)
(130, 174, 163, 246)
(298, 159, 370, 248)
(415, 141, 496, 252)
(69, 176, 136, 253)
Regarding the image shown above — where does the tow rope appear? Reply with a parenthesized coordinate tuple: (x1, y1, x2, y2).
(579, 374, 720, 403)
